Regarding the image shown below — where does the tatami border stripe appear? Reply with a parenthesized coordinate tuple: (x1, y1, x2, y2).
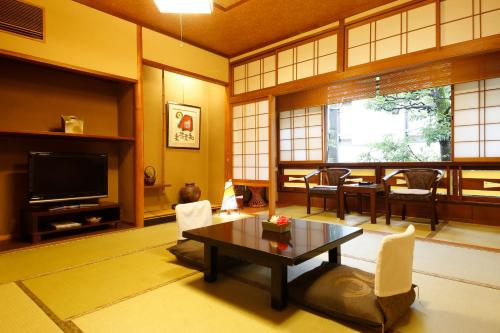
(16, 281, 83, 333)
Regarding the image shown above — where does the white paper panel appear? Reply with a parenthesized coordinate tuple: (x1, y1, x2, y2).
(258, 168, 269, 180)
(247, 60, 261, 77)
(485, 106, 500, 123)
(308, 126, 322, 137)
(233, 130, 243, 142)
(233, 80, 245, 95)
(280, 129, 292, 140)
(376, 35, 401, 60)
(376, 14, 401, 39)
(258, 100, 268, 114)
(308, 137, 322, 149)
(294, 109, 306, 117)
(318, 54, 337, 74)
(259, 127, 269, 140)
(309, 114, 322, 126)
(294, 127, 306, 138)
(455, 81, 478, 94)
(278, 66, 294, 84)
(454, 125, 479, 141)
(407, 26, 436, 52)
(280, 139, 292, 150)
(440, 0, 472, 23)
(294, 116, 306, 127)
(233, 167, 243, 179)
(454, 109, 478, 126)
(486, 78, 500, 90)
(233, 143, 243, 154)
(258, 114, 268, 127)
(407, 3, 435, 30)
(234, 65, 245, 80)
(245, 128, 255, 141)
(402, 12, 407, 32)
(259, 154, 269, 167)
(247, 75, 260, 91)
(454, 142, 479, 157)
(280, 111, 291, 118)
(294, 150, 307, 161)
(474, 15, 481, 39)
(233, 106, 243, 118)
(258, 140, 269, 154)
(318, 34, 337, 56)
(482, 0, 500, 12)
(309, 106, 322, 114)
(309, 149, 323, 161)
(474, 0, 480, 15)
(263, 72, 276, 88)
(296, 59, 314, 79)
(486, 123, 500, 140)
(280, 117, 291, 129)
(245, 116, 255, 129)
(296, 42, 315, 62)
(278, 49, 294, 67)
(485, 141, 500, 157)
(233, 155, 242, 166)
(245, 167, 256, 180)
(349, 24, 371, 47)
(233, 117, 243, 130)
(441, 18, 473, 46)
(245, 142, 255, 154)
(245, 103, 255, 116)
(486, 90, 500, 107)
(294, 138, 306, 150)
(245, 154, 256, 167)
(348, 44, 370, 67)
(280, 150, 292, 161)
(455, 92, 479, 110)
(263, 55, 276, 72)
(481, 9, 500, 37)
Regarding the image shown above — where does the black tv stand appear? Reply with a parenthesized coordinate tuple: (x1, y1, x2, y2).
(23, 202, 120, 243)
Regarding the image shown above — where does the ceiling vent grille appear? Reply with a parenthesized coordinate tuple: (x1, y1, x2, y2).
(0, 0, 44, 40)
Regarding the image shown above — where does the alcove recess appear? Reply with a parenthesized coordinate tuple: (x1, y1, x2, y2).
(0, 56, 136, 238)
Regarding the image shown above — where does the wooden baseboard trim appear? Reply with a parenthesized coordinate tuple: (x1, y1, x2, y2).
(0, 234, 13, 241)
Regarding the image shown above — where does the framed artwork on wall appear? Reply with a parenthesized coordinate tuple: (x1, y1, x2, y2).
(166, 102, 201, 149)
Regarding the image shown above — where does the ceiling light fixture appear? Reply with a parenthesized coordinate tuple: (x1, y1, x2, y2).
(154, 0, 213, 14)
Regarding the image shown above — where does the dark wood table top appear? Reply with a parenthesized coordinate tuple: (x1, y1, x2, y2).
(343, 183, 384, 192)
(183, 216, 363, 265)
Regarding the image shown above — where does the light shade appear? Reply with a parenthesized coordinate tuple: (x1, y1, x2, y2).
(221, 179, 238, 212)
(154, 0, 213, 14)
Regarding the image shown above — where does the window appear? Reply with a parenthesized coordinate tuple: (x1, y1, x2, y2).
(232, 100, 269, 181)
(326, 86, 452, 162)
(279, 106, 323, 162)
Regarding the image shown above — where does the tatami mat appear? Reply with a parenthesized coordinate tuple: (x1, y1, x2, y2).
(0, 223, 178, 284)
(0, 283, 62, 333)
(23, 246, 195, 320)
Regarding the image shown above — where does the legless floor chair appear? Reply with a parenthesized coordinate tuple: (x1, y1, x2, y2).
(289, 226, 416, 332)
(168, 200, 241, 270)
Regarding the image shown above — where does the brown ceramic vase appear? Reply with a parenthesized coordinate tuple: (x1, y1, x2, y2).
(179, 183, 201, 203)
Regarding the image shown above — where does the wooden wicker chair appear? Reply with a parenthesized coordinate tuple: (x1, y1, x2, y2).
(304, 168, 351, 216)
(383, 169, 444, 230)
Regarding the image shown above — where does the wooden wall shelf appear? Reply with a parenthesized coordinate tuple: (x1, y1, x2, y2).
(144, 184, 172, 190)
(0, 129, 135, 142)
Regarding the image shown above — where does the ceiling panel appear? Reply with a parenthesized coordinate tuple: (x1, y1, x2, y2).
(74, 0, 397, 57)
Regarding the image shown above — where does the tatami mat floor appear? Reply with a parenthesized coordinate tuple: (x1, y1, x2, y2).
(0, 205, 499, 333)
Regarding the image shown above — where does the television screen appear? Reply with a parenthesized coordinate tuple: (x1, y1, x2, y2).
(28, 152, 108, 204)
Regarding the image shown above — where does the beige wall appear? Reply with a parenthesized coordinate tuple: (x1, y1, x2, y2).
(143, 66, 226, 212)
(0, 0, 137, 80)
(142, 28, 229, 83)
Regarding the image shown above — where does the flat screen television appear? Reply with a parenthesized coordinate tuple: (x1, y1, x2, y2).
(28, 152, 108, 204)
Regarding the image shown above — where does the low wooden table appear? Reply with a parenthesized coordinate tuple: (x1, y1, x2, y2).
(339, 183, 384, 224)
(183, 217, 362, 310)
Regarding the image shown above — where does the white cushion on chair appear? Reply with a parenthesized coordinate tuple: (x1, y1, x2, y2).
(374, 225, 416, 297)
(392, 189, 430, 195)
(175, 200, 212, 240)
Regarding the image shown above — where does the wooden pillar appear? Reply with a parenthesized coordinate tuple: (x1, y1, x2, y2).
(269, 95, 277, 216)
(134, 25, 145, 227)
(225, 86, 232, 181)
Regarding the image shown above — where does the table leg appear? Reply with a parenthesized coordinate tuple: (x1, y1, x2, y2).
(370, 191, 377, 224)
(270, 262, 288, 310)
(328, 246, 341, 265)
(339, 191, 345, 219)
(357, 194, 363, 214)
(204, 244, 218, 282)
